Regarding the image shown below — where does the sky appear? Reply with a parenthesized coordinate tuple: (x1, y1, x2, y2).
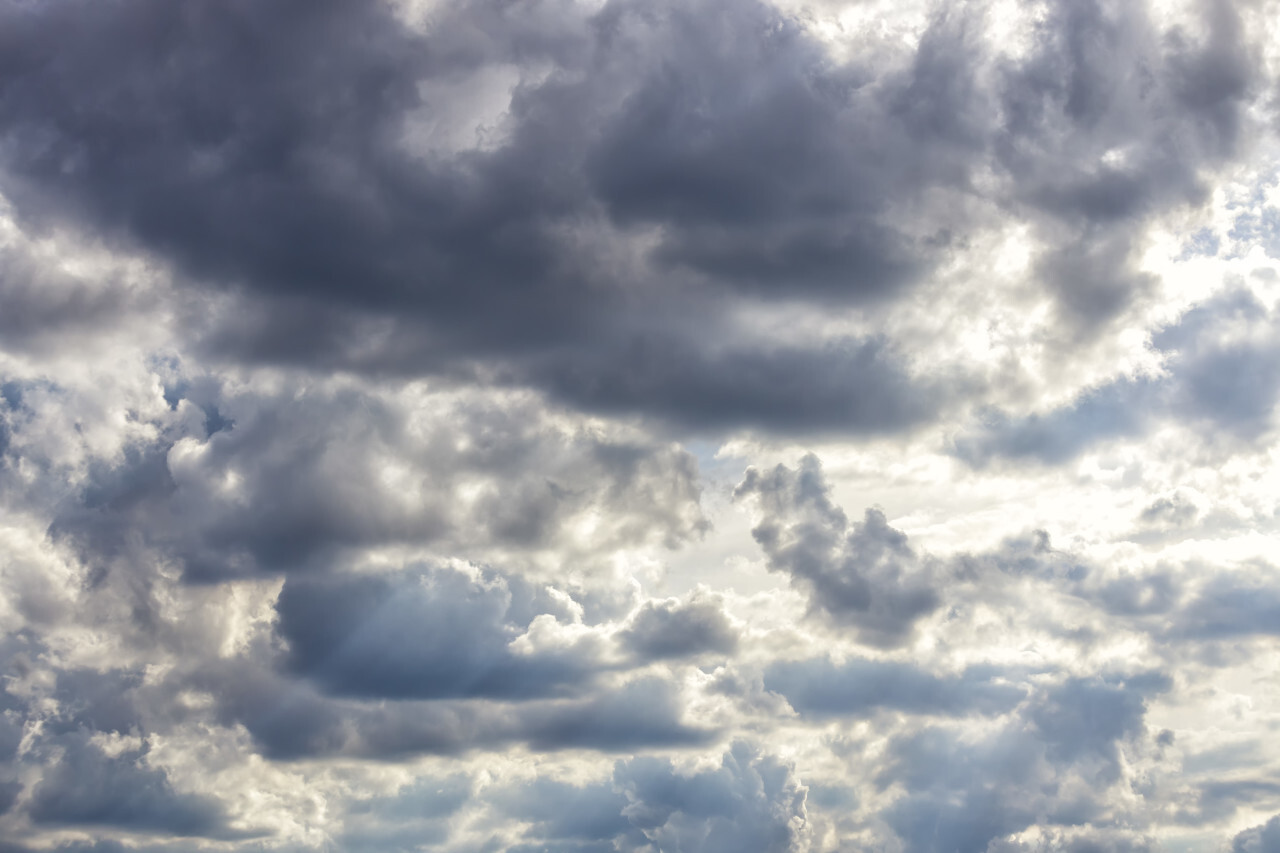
(1, 0, 1280, 850)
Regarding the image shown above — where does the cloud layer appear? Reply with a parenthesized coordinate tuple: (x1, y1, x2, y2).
(2, 0, 1280, 850)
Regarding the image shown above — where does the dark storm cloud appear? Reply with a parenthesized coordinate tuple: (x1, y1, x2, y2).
(0, 0, 955, 310)
(275, 565, 600, 699)
(763, 657, 1025, 718)
(0, 0, 968, 433)
(579, 0, 960, 298)
(619, 590, 739, 661)
(735, 455, 939, 645)
(953, 287, 1280, 465)
(525, 335, 946, 436)
(3, 0, 1260, 431)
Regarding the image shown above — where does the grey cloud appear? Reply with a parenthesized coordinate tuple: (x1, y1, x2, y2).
(521, 677, 715, 753)
(952, 380, 1156, 467)
(763, 657, 1025, 719)
(489, 778, 632, 845)
(878, 674, 1165, 853)
(614, 742, 807, 853)
(0, 0, 962, 434)
(582, 0, 953, 299)
(0, 229, 145, 355)
(481, 742, 807, 853)
(0, 780, 18, 816)
(1234, 814, 1280, 853)
(2, 0, 1260, 432)
(1138, 493, 1199, 528)
(989, 830, 1155, 853)
(47, 668, 145, 737)
(338, 775, 472, 853)
(1157, 290, 1280, 441)
(1094, 569, 1181, 617)
(620, 590, 739, 661)
(1172, 342, 1280, 441)
(953, 287, 1280, 465)
(45, 380, 707, 582)
(26, 734, 245, 839)
(1170, 570, 1280, 640)
(995, 0, 1260, 329)
(198, 660, 711, 760)
(1035, 235, 1157, 332)
(0, 844, 184, 853)
(275, 566, 600, 700)
(1181, 779, 1280, 826)
(526, 334, 947, 436)
(1028, 676, 1165, 779)
(735, 455, 938, 646)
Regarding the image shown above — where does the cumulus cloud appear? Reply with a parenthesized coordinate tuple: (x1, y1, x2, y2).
(1233, 815, 1280, 853)
(275, 565, 602, 699)
(878, 674, 1168, 853)
(26, 733, 248, 840)
(735, 454, 939, 646)
(764, 656, 1025, 719)
(953, 286, 1280, 465)
(619, 588, 739, 661)
(42, 379, 708, 583)
(3, 0, 1280, 849)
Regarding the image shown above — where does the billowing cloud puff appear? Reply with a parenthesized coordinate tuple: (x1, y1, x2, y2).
(735, 454, 939, 645)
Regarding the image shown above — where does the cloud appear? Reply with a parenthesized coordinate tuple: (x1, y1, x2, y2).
(619, 588, 739, 661)
(953, 286, 1280, 465)
(879, 674, 1167, 853)
(764, 656, 1025, 718)
(338, 775, 472, 852)
(615, 742, 808, 853)
(735, 455, 939, 646)
(477, 741, 808, 852)
(0, 0, 966, 433)
(44, 380, 708, 582)
(275, 565, 601, 700)
(1168, 568, 1280, 640)
(1233, 814, 1280, 853)
(487, 777, 632, 845)
(25, 733, 246, 839)
(196, 659, 712, 760)
(2, 0, 1280, 850)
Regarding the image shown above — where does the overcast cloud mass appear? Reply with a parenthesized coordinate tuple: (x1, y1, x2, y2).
(2, 0, 1280, 850)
